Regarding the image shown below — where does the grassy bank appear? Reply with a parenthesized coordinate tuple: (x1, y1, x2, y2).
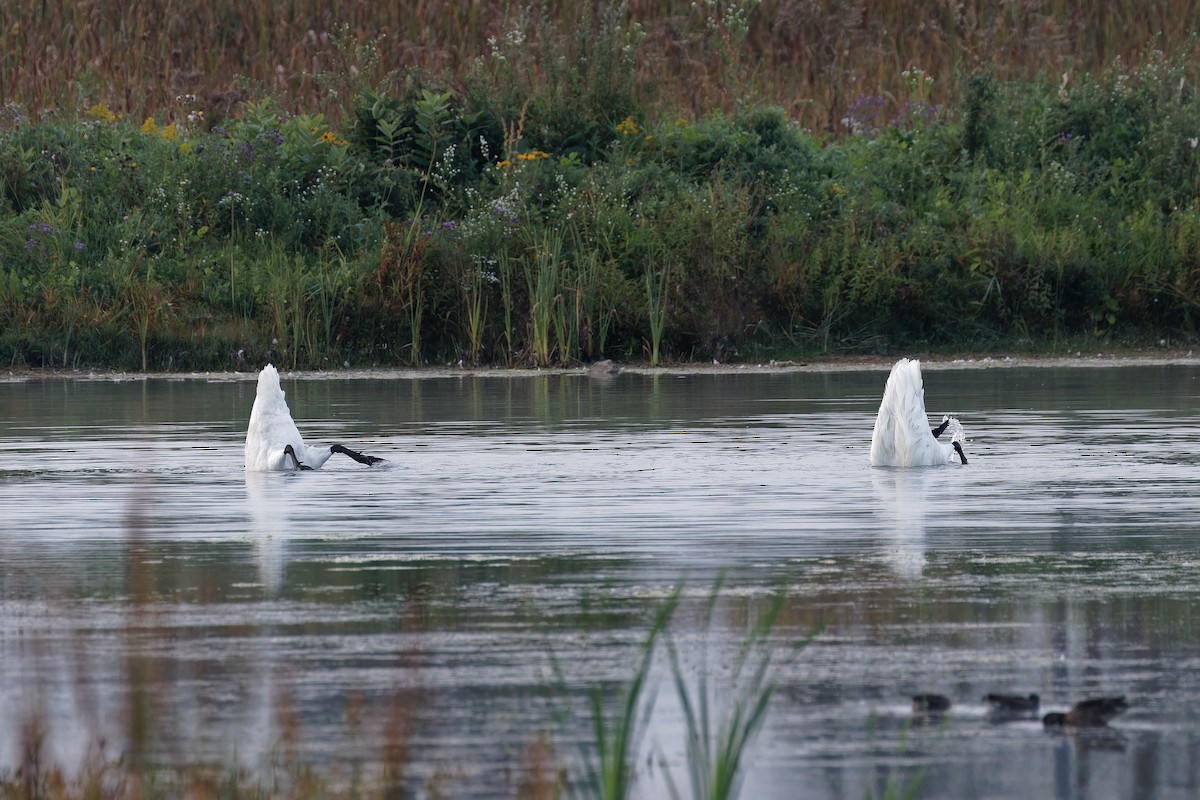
(3, 5, 1200, 370)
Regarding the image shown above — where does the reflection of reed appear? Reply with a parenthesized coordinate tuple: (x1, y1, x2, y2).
(123, 482, 166, 788)
(871, 469, 929, 578)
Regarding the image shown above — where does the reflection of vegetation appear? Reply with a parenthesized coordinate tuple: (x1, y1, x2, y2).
(1, 579, 817, 800)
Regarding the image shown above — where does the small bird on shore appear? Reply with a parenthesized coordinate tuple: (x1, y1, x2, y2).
(1042, 697, 1129, 728)
(245, 364, 383, 471)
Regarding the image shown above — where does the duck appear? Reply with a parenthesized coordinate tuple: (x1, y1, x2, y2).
(244, 364, 383, 471)
(870, 358, 967, 467)
(1042, 696, 1128, 728)
(984, 693, 1040, 713)
(912, 694, 951, 713)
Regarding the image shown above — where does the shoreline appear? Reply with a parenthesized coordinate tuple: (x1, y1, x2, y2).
(4, 348, 1199, 383)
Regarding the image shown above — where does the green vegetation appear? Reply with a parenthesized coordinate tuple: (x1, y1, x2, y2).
(666, 581, 824, 800)
(3, 4, 1200, 369)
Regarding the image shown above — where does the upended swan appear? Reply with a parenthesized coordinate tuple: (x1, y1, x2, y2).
(870, 358, 968, 467)
(245, 364, 383, 471)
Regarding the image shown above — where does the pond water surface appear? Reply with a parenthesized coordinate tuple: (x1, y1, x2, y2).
(2, 362, 1200, 799)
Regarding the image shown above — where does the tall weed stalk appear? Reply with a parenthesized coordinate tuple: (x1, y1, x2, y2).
(524, 230, 565, 367)
(664, 580, 817, 800)
(558, 585, 682, 800)
(645, 260, 670, 366)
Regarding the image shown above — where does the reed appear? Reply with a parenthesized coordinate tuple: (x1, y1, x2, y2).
(645, 259, 670, 367)
(523, 230, 566, 367)
(662, 581, 819, 800)
(463, 255, 491, 364)
(563, 585, 682, 800)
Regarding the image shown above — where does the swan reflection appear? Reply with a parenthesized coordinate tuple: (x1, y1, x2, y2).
(872, 468, 930, 577)
(244, 471, 288, 594)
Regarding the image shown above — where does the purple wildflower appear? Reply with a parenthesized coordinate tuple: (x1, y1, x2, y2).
(74, 242, 85, 251)
(256, 129, 285, 146)
(845, 95, 888, 134)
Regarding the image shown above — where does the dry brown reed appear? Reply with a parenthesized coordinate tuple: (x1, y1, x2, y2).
(2, 1, 1196, 130)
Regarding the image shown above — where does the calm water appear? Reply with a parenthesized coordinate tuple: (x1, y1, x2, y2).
(2, 363, 1200, 798)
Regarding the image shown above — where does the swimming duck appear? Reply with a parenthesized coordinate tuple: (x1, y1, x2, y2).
(912, 694, 951, 713)
(1042, 696, 1128, 727)
(985, 693, 1040, 713)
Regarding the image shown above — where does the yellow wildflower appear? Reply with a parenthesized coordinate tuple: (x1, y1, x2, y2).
(829, 183, 846, 195)
(85, 102, 117, 123)
(497, 159, 512, 169)
(616, 116, 638, 136)
(179, 142, 193, 155)
(516, 152, 535, 161)
(319, 131, 348, 146)
(532, 149, 549, 159)
(159, 122, 179, 142)
(140, 117, 159, 136)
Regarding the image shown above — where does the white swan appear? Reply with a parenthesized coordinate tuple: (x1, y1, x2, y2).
(870, 358, 967, 467)
(245, 364, 383, 471)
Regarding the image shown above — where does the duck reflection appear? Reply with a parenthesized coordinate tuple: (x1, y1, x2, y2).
(871, 468, 930, 578)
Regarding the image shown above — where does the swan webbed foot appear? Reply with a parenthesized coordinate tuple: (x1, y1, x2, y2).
(931, 416, 951, 439)
(330, 443, 383, 466)
(283, 444, 312, 471)
(952, 441, 968, 465)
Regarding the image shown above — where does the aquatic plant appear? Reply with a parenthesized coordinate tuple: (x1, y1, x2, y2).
(564, 586, 682, 800)
(662, 581, 819, 800)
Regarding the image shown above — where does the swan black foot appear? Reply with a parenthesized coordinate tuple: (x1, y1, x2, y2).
(931, 417, 951, 439)
(331, 444, 383, 466)
(283, 444, 312, 470)
(952, 441, 968, 465)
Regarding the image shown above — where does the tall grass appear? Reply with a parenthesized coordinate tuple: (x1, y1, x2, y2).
(663, 581, 821, 800)
(2, 1, 1196, 131)
(573, 587, 682, 800)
